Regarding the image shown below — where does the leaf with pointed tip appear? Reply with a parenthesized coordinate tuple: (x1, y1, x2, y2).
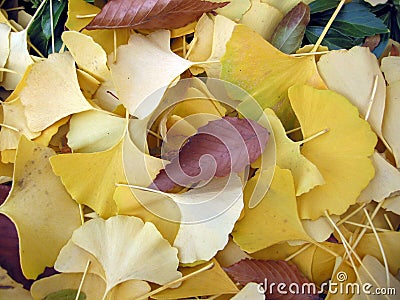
(271, 2, 310, 54)
(85, 0, 229, 30)
(150, 117, 269, 192)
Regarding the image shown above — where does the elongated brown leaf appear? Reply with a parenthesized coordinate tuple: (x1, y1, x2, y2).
(225, 259, 318, 299)
(150, 117, 269, 192)
(85, 0, 229, 30)
(271, 2, 310, 54)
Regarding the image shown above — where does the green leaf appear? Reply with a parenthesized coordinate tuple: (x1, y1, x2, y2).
(271, 2, 310, 54)
(309, 0, 340, 14)
(314, 2, 389, 38)
(305, 25, 364, 50)
(43, 289, 86, 300)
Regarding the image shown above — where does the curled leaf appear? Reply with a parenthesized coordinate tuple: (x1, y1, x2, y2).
(150, 117, 269, 192)
(271, 2, 311, 54)
(85, 0, 229, 30)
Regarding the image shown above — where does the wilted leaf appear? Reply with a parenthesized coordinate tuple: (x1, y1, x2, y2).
(265, 108, 324, 196)
(317, 46, 387, 144)
(110, 30, 192, 118)
(271, 2, 310, 54)
(233, 166, 312, 253)
(19, 52, 93, 132)
(225, 259, 318, 298)
(85, 0, 228, 30)
(150, 117, 269, 192)
(289, 85, 377, 219)
(240, 0, 283, 41)
(221, 25, 326, 129)
(0, 23, 11, 82)
(56, 216, 181, 298)
(152, 259, 239, 299)
(0, 137, 81, 279)
(358, 151, 400, 203)
(50, 135, 126, 218)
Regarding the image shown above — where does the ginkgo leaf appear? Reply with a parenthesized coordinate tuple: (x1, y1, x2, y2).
(85, 0, 228, 30)
(152, 259, 239, 299)
(50, 135, 126, 218)
(381, 56, 400, 167)
(0, 267, 32, 300)
(317, 46, 387, 145)
(128, 174, 243, 263)
(34, 117, 70, 148)
(301, 216, 337, 243)
(67, 110, 127, 153)
(151, 117, 269, 192)
(289, 85, 377, 219)
(353, 255, 400, 300)
(0, 98, 41, 152)
(231, 282, 264, 299)
(262, 0, 314, 14)
(61, 31, 110, 81)
(58, 216, 181, 298)
(358, 151, 400, 203)
(0, 23, 11, 82)
(265, 108, 324, 196)
(0, 137, 81, 279)
(1, 29, 33, 91)
(19, 52, 93, 132)
(240, 0, 283, 41)
(109, 30, 193, 118)
(221, 25, 326, 129)
(382, 195, 400, 215)
(232, 166, 312, 253)
(215, 238, 252, 268)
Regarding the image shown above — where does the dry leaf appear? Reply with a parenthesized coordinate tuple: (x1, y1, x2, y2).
(317, 46, 387, 145)
(265, 108, 324, 196)
(221, 25, 325, 129)
(19, 52, 93, 132)
(0, 23, 11, 82)
(358, 151, 400, 203)
(211, 0, 251, 21)
(289, 85, 377, 219)
(0, 267, 32, 300)
(110, 30, 193, 118)
(85, 0, 228, 30)
(231, 282, 264, 299)
(262, 0, 314, 14)
(233, 166, 312, 253)
(0, 137, 81, 279)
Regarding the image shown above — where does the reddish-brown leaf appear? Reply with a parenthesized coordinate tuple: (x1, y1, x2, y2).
(225, 259, 319, 299)
(362, 35, 381, 52)
(149, 117, 269, 192)
(85, 0, 229, 30)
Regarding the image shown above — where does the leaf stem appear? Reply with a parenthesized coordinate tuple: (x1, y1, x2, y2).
(343, 220, 389, 232)
(299, 128, 329, 145)
(26, 0, 48, 30)
(285, 126, 301, 134)
(0, 68, 18, 74)
(383, 213, 394, 231)
(75, 260, 91, 300)
(365, 75, 378, 121)
(291, 51, 330, 57)
(133, 262, 215, 300)
(75, 14, 98, 19)
(285, 243, 312, 261)
(311, 0, 346, 52)
(49, 0, 55, 54)
(0, 123, 20, 132)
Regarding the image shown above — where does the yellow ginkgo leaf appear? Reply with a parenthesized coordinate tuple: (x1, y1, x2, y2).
(358, 151, 400, 203)
(221, 25, 326, 129)
(19, 52, 93, 132)
(58, 216, 181, 298)
(76, 68, 101, 99)
(0, 137, 81, 279)
(50, 136, 126, 218)
(211, 0, 251, 21)
(231, 282, 264, 300)
(152, 259, 239, 299)
(62, 31, 110, 81)
(33, 117, 69, 147)
(265, 108, 324, 196)
(239, 0, 283, 41)
(289, 85, 377, 219)
(0, 23, 11, 82)
(301, 216, 337, 243)
(110, 30, 193, 118)
(67, 110, 127, 153)
(382, 195, 400, 215)
(381, 56, 400, 167)
(263, 0, 314, 14)
(0, 98, 41, 151)
(2, 29, 33, 91)
(232, 166, 312, 253)
(0, 267, 32, 300)
(317, 46, 387, 145)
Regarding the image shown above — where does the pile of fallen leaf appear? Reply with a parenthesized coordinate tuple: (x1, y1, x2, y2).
(0, 0, 400, 299)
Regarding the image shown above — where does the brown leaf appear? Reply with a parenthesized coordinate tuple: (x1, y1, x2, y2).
(362, 34, 381, 52)
(85, 0, 229, 30)
(149, 117, 269, 192)
(225, 259, 318, 299)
